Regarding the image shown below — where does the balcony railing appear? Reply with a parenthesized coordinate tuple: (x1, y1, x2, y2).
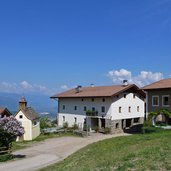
(86, 110, 98, 117)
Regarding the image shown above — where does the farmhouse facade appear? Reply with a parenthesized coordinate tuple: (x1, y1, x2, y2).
(143, 78, 171, 123)
(51, 83, 145, 133)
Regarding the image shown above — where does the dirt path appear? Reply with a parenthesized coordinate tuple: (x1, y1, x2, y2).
(0, 133, 130, 171)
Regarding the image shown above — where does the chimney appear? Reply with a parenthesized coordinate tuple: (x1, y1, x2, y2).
(75, 85, 82, 93)
(90, 84, 95, 87)
(123, 80, 128, 86)
(18, 96, 27, 111)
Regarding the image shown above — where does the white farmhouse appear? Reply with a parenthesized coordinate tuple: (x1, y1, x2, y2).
(51, 82, 145, 133)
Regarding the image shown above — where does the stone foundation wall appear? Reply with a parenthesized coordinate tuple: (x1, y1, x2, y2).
(105, 119, 123, 134)
(105, 117, 144, 134)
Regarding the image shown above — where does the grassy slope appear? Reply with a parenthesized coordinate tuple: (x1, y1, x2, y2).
(40, 130, 171, 171)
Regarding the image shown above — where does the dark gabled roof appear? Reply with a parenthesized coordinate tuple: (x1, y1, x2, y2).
(51, 84, 146, 98)
(0, 108, 5, 114)
(0, 107, 12, 117)
(21, 107, 39, 121)
(143, 78, 171, 90)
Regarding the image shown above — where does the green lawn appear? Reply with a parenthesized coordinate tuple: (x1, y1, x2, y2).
(40, 130, 171, 171)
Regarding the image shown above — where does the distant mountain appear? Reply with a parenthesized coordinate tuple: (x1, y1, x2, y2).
(0, 92, 57, 119)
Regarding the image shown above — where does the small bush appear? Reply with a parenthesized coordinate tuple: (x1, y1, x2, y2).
(83, 124, 90, 131)
(142, 126, 163, 134)
(0, 116, 24, 150)
(63, 122, 68, 129)
(72, 123, 78, 130)
(94, 126, 99, 132)
(104, 127, 111, 134)
(143, 120, 153, 127)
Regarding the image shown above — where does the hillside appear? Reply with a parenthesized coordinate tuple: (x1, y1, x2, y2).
(40, 130, 171, 171)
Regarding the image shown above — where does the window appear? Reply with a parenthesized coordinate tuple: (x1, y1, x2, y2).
(119, 107, 122, 113)
(152, 96, 159, 106)
(74, 117, 77, 123)
(137, 106, 140, 112)
(63, 116, 65, 122)
(162, 95, 170, 106)
(116, 95, 119, 98)
(133, 94, 136, 98)
(84, 106, 87, 111)
(115, 123, 119, 129)
(102, 98, 105, 102)
(124, 94, 127, 98)
(134, 118, 139, 123)
(92, 98, 94, 102)
(33, 121, 37, 126)
(74, 106, 77, 111)
(101, 106, 105, 113)
(19, 115, 23, 119)
(63, 105, 66, 110)
(92, 107, 95, 111)
(81, 99, 84, 101)
(128, 106, 131, 113)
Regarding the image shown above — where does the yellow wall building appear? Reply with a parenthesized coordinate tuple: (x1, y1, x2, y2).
(15, 97, 40, 141)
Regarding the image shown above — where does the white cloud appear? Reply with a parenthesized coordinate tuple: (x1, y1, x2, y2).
(107, 69, 164, 87)
(0, 81, 58, 95)
(107, 69, 132, 84)
(0, 82, 17, 93)
(20, 81, 33, 90)
(135, 71, 164, 87)
(60, 85, 69, 90)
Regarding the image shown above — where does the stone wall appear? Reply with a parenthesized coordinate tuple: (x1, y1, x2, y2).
(105, 119, 123, 134)
(105, 117, 144, 134)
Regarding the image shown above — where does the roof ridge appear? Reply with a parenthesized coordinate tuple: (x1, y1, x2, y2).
(51, 84, 145, 98)
(143, 78, 171, 90)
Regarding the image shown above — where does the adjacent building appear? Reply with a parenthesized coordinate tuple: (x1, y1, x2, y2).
(15, 97, 40, 141)
(143, 78, 171, 123)
(0, 107, 12, 117)
(51, 82, 145, 133)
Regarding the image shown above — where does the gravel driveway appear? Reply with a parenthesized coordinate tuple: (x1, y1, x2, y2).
(0, 133, 129, 171)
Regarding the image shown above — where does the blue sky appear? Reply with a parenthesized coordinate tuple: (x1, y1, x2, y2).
(0, 0, 171, 95)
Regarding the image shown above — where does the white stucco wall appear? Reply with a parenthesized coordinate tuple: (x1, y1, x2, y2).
(58, 97, 112, 128)
(58, 97, 112, 116)
(111, 93, 144, 120)
(58, 113, 86, 128)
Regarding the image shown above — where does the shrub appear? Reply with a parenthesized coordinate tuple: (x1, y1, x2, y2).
(104, 127, 111, 134)
(0, 116, 24, 150)
(83, 124, 90, 131)
(142, 126, 164, 134)
(72, 123, 78, 130)
(94, 126, 99, 132)
(0, 154, 13, 162)
(40, 116, 52, 129)
(63, 122, 68, 129)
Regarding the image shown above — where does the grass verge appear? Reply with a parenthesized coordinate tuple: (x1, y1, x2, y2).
(0, 154, 14, 162)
